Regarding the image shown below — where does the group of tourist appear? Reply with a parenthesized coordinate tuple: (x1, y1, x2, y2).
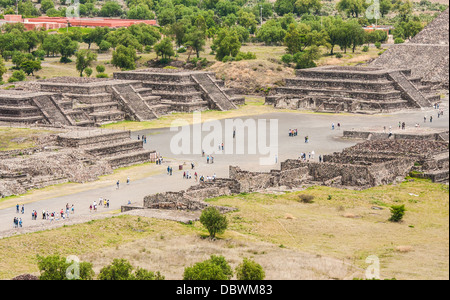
(13, 203, 75, 228)
(90, 198, 110, 212)
(289, 129, 298, 137)
(137, 135, 148, 144)
(331, 123, 341, 130)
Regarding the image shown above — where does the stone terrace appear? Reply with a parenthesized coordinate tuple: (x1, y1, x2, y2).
(0, 70, 244, 128)
(57, 129, 156, 169)
(266, 66, 439, 113)
(371, 8, 449, 88)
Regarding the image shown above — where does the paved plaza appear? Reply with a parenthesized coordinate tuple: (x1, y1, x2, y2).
(0, 97, 448, 236)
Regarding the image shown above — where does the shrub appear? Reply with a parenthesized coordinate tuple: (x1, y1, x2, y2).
(96, 73, 109, 78)
(374, 42, 382, 49)
(281, 54, 293, 65)
(335, 53, 343, 58)
(183, 255, 233, 280)
(389, 204, 406, 222)
(362, 45, 369, 52)
(98, 258, 164, 280)
(37, 255, 94, 280)
(235, 258, 265, 280)
(84, 67, 93, 77)
(299, 194, 315, 203)
(235, 51, 256, 61)
(200, 207, 228, 239)
(8, 70, 26, 82)
(96, 65, 106, 73)
(394, 37, 405, 44)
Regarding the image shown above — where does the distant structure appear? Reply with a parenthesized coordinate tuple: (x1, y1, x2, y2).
(265, 9, 449, 114)
(0, 15, 158, 31)
(371, 8, 449, 89)
(0, 69, 242, 127)
(265, 66, 439, 113)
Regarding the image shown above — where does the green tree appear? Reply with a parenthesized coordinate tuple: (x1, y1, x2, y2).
(185, 29, 206, 58)
(274, 0, 296, 16)
(0, 57, 7, 83)
(293, 45, 320, 69)
(199, 206, 228, 239)
(379, 0, 392, 18)
(98, 259, 134, 280)
(212, 27, 241, 61)
(127, 4, 155, 20)
(37, 255, 94, 280)
(76, 49, 97, 77)
(20, 60, 42, 75)
(256, 19, 286, 45)
(58, 35, 79, 63)
(134, 268, 165, 280)
(183, 255, 233, 280)
(98, 258, 164, 280)
(235, 258, 266, 280)
(336, 0, 366, 18)
(154, 37, 175, 61)
(40, 0, 55, 13)
(40, 34, 60, 57)
(99, 1, 123, 17)
(396, 0, 413, 22)
(112, 45, 138, 70)
(295, 0, 322, 15)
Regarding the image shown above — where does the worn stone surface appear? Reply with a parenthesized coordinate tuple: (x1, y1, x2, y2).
(266, 66, 439, 113)
(371, 8, 449, 88)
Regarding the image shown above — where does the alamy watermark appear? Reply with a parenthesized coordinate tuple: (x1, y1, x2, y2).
(66, 0, 80, 18)
(169, 112, 279, 165)
(366, 0, 381, 20)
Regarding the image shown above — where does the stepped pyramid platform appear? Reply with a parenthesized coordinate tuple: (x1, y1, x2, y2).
(266, 66, 439, 113)
(371, 8, 449, 89)
(0, 69, 243, 128)
(57, 129, 155, 169)
(114, 68, 244, 112)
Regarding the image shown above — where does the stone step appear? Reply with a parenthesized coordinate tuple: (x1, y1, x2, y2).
(0, 115, 46, 123)
(63, 93, 113, 104)
(105, 149, 152, 169)
(89, 110, 126, 124)
(85, 139, 144, 156)
(76, 101, 120, 113)
(275, 87, 403, 101)
(287, 77, 397, 92)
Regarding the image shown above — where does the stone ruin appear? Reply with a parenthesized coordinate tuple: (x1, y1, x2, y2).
(371, 8, 449, 89)
(0, 69, 243, 127)
(123, 136, 449, 214)
(265, 66, 440, 113)
(0, 128, 155, 198)
(266, 8, 449, 114)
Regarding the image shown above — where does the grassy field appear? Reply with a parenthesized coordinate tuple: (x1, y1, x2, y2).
(0, 177, 447, 280)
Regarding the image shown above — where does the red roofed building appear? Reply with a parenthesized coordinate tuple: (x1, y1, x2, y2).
(1, 15, 158, 31)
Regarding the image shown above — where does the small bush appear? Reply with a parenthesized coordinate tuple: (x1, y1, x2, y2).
(281, 54, 293, 65)
(394, 38, 405, 44)
(389, 204, 406, 222)
(183, 255, 233, 280)
(234, 51, 256, 62)
(335, 53, 343, 58)
(362, 45, 369, 52)
(235, 258, 265, 280)
(96, 73, 109, 78)
(96, 65, 106, 73)
(374, 42, 382, 49)
(299, 194, 315, 203)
